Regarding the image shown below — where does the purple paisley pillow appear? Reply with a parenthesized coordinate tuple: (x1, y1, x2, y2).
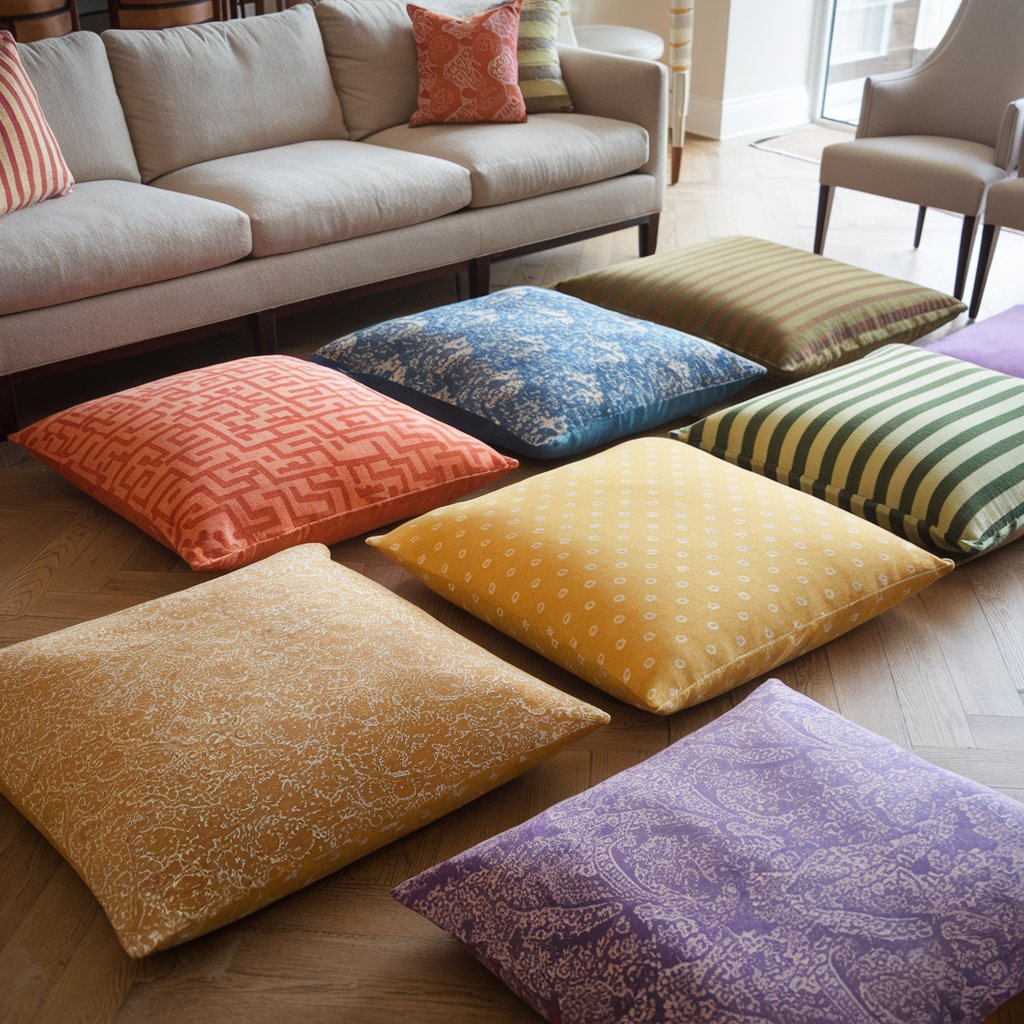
(393, 679, 1024, 1024)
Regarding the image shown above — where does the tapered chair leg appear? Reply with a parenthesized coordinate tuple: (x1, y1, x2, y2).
(670, 145, 683, 186)
(968, 223, 999, 320)
(813, 184, 834, 255)
(953, 214, 978, 301)
(913, 206, 927, 248)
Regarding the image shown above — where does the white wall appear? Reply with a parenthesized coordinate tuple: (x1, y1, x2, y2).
(576, 0, 670, 41)
(574, 0, 828, 140)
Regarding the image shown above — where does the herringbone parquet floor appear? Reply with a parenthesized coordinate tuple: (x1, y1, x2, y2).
(1, 136, 1023, 1024)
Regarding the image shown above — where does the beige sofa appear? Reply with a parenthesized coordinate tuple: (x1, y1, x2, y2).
(0, 2, 666, 435)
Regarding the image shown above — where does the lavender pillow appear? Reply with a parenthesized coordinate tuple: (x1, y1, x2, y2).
(393, 679, 1024, 1024)
(925, 304, 1024, 377)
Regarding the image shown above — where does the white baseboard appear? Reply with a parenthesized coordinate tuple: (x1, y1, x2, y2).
(686, 86, 813, 141)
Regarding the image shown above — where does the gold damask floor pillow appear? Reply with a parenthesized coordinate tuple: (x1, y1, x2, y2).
(0, 544, 608, 957)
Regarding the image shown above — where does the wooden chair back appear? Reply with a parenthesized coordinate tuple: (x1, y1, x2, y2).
(108, 0, 224, 30)
(0, 0, 79, 42)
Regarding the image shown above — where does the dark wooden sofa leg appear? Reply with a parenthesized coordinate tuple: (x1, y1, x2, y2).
(954, 214, 978, 301)
(1, 374, 18, 439)
(969, 223, 999, 320)
(813, 184, 833, 255)
(468, 256, 491, 298)
(252, 309, 277, 355)
(639, 213, 660, 257)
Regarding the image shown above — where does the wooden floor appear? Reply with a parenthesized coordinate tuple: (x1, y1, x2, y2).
(1, 135, 1023, 1024)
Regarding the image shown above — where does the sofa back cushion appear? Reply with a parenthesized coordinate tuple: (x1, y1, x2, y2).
(317, 0, 486, 140)
(18, 32, 140, 184)
(104, 6, 346, 183)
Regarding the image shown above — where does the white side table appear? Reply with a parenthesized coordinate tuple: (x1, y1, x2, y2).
(572, 24, 665, 61)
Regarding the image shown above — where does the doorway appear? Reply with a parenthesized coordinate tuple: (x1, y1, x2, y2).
(819, 0, 960, 124)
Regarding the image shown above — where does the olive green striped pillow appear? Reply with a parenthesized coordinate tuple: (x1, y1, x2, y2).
(558, 236, 965, 380)
(516, 0, 573, 114)
(671, 344, 1024, 559)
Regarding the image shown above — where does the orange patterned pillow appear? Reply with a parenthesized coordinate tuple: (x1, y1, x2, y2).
(0, 30, 74, 216)
(11, 355, 517, 571)
(408, 0, 527, 127)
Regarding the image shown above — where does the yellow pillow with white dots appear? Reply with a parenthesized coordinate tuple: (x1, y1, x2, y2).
(369, 438, 953, 714)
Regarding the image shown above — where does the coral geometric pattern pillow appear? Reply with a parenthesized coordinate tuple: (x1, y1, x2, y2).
(407, 0, 526, 127)
(11, 355, 516, 571)
(673, 344, 1024, 559)
(557, 236, 965, 380)
(0, 31, 74, 216)
(0, 544, 609, 957)
(313, 287, 765, 459)
(369, 438, 952, 714)
(393, 679, 1024, 1024)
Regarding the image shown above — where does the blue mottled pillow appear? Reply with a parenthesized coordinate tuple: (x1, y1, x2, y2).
(393, 679, 1024, 1024)
(312, 287, 765, 459)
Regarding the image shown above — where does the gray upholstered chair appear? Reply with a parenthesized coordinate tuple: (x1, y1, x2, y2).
(969, 176, 1024, 318)
(814, 0, 1024, 300)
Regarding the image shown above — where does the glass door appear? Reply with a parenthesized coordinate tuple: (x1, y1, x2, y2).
(819, 0, 960, 125)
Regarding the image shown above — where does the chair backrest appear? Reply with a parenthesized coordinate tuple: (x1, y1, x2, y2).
(108, 0, 223, 31)
(885, 0, 1024, 146)
(0, 0, 78, 42)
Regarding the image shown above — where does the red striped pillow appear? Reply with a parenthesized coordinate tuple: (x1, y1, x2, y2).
(0, 31, 74, 216)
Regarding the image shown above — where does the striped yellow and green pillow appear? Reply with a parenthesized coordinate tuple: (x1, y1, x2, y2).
(516, 0, 573, 113)
(671, 344, 1024, 559)
(558, 236, 965, 380)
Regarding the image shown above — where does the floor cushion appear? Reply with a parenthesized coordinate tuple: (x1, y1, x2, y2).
(312, 286, 765, 459)
(393, 678, 1024, 1024)
(0, 544, 608, 957)
(673, 343, 1024, 559)
(366, 113, 647, 207)
(0, 179, 252, 316)
(369, 438, 952, 714)
(153, 140, 470, 258)
(556, 236, 965, 380)
(11, 355, 516, 571)
(924, 304, 1024, 377)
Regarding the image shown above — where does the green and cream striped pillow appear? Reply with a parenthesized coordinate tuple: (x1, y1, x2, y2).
(671, 344, 1024, 559)
(558, 236, 965, 380)
(516, 0, 573, 113)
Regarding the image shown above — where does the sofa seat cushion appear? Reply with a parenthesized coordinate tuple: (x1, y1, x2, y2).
(0, 179, 251, 316)
(366, 113, 648, 208)
(153, 140, 472, 258)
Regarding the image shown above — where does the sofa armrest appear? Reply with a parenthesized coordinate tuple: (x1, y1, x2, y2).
(995, 98, 1024, 172)
(557, 45, 667, 200)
